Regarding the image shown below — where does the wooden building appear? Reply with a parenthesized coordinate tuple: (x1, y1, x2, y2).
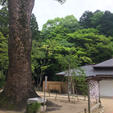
(57, 59, 113, 98)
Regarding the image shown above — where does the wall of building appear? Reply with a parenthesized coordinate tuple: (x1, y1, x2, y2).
(100, 79, 113, 97)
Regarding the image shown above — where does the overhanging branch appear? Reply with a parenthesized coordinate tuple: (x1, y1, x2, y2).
(55, 0, 66, 4)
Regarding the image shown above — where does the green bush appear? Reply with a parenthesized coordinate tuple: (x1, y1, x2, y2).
(26, 102, 41, 113)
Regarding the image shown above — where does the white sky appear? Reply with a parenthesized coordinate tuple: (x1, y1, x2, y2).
(33, 0, 113, 30)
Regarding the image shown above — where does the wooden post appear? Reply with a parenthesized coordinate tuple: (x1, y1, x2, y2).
(88, 82, 91, 113)
(68, 76, 70, 102)
(44, 76, 47, 111)
(55, 91, 57, 100)
(68, 65, 70, 102)
(49, 89, 50, 97)
(84, 108, 87, 113)
(98, 81, 101, 103)
(67, 64, 70, 102)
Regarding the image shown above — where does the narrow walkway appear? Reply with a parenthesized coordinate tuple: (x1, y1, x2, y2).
(101, 98, 113, 113)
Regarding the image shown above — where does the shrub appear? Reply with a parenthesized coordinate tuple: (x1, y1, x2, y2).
(26, 102, 41, 113)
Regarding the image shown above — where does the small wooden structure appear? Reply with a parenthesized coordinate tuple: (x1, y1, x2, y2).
(43, 81, 68, 93)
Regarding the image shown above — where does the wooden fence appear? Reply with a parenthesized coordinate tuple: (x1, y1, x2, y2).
(43, 81, 68, 93)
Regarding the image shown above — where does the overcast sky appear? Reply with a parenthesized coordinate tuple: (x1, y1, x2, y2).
(33, 0, 113, 30)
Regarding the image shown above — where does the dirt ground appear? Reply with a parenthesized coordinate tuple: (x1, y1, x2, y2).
(0, 92, 112, 113)
(46, 97, 113, 113)
(0, 111, 24, 113)
(0, 99, 88, 113)
(0, 92, 89, 113)
(101, 98, 113, 113)
(39, 92, 93, 113)
(46, 99, 88, 113)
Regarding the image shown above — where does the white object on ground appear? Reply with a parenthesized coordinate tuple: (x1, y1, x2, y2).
(27, 97, 47, 104)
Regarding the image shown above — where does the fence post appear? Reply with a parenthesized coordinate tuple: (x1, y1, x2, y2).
(55, 91, 57, 100)
(67, 64, 71, 102)
(44, 76, 47, 111)
(98, 81, 101, 104)
(84, 108, 87, 113)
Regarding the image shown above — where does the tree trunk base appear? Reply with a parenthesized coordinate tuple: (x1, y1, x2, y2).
(0, 91, 39, 111)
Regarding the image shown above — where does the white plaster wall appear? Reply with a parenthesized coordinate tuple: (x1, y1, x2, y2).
(89, 80, 99, 100)
(100, 80, 113, 97)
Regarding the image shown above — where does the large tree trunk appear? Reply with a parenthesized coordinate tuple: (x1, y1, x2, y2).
(0, 0, 37, 108)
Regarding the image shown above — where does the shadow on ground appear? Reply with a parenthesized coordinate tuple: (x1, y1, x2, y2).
(46, 100, 62, 112)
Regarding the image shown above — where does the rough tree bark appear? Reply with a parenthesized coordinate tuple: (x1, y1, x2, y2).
(0, 0, 38, 108)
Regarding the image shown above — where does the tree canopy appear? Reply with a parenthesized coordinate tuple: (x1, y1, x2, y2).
(0, 7, 113, 87)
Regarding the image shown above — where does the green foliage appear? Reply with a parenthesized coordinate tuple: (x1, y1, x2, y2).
(41, 15, 80, 40)
(68, 28, 113, 64)
(0, 32, 8, 88)
(0, 32, 8, 83)
(90, 10, 104, 28)
(0, 71, 5, 88)
(26, 102, 41, 113)
(0, 32, 8, 70)
(31, 12, 113, 83)
(0, 7, 9, 36)
(80, 10, 113, 37)
(58, 54, 79, 70)
(31, 40, 53, 86)
(97, 11, 113, 36)
(80, 11, 93, 28)
(30, 14, 40, 41)
(0, 6, 8, 88)
(72, 69, 88, 95)
(0, 6, 113, 87)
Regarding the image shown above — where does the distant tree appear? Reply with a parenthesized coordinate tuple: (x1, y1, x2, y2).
(72, 71, 88, 96)
(68, 28, 113, 64)
(42, 15, 80, 40)
(80, 10, 113, 37)
(58, 54, 79, 102)
(79, 11, 93, 28)
(61, 15, 81, 32)
(90, 10, 104, 28)
(31, 40, 49, 88)
(97, 11, 113, 36)
(0, 32, 8, 81)
(0, 7, 8, 36)
(30, 14, 40, 41)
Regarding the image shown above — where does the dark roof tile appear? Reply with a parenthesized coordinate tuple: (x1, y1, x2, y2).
(56, 59, 113, 77)
(94, 58, 113, 67)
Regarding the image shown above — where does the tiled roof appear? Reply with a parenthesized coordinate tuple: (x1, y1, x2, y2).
(56, 65, 95, 77)
(56, 59, 113, 77)
(94, 58, 113, 67)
